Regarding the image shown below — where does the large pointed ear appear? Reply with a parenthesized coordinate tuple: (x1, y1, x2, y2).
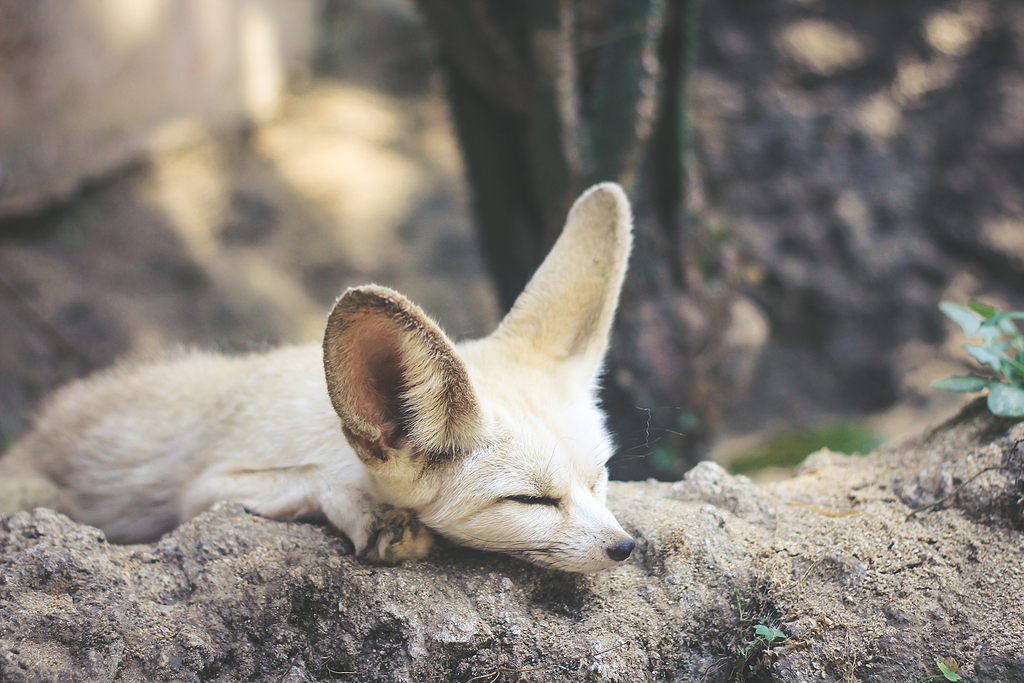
(323, 286, 485, 467)
(489, 182, 632, 384)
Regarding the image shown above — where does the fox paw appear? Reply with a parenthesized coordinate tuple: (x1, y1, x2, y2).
(362, 506, 433, 564)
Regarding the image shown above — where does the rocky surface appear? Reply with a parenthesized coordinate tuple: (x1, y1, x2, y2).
(1, 399, 1021, 682)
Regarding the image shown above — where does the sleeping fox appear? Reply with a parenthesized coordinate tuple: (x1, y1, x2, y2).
(0, 183, 636, 573)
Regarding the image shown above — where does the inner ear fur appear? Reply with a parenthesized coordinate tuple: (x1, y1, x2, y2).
(323, 286, 484, 465)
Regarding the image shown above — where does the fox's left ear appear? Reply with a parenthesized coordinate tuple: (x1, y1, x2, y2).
(489, 182, 633, 389)
(323, 286, 485, 468)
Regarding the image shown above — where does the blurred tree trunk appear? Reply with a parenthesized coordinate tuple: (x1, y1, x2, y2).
(416, 0, 766, 478)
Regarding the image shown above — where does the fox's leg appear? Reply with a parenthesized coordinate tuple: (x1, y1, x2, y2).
(182, 469, 432, 563)
(181, 468, 371, 549)
(182, 469, 433, 562)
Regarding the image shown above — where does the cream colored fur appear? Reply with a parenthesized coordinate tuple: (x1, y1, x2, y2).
(0, 183, 635, 572)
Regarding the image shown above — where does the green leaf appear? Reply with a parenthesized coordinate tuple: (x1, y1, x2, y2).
(932, 376, 989, 393)
(753, 624, 786, 642)
(964, 344, 1008, 374)
(936, 659, 962, 681)
(940, 302, 983, 337)
(987, 383, 1024, 417)
(969, 300, 996, 318)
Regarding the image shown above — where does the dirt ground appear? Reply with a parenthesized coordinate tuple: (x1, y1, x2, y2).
(1, 397, 1021, 683)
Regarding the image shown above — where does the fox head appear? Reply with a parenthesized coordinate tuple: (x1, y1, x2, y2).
(322, 183, 635, 572)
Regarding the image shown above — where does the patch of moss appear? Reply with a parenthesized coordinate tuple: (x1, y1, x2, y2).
(727, 423, 882, 475)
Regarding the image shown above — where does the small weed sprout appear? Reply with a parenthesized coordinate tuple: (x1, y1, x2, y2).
(933, 301, 1024, 417)
(916, 657, 962, 682)
(730, 589, 787, 682)
(753, 624, 786, 643)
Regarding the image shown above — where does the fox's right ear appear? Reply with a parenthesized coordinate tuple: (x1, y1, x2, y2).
(489, 183, 632, 390)
(323, 286, 485, 469)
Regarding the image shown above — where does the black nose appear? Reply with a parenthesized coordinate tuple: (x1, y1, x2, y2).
(606, 537, 635, 562)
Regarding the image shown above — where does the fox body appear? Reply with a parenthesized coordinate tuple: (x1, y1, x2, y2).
(0, 183, 635, 572)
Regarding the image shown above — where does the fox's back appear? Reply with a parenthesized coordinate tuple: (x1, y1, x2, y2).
(0, 344, 338, 541)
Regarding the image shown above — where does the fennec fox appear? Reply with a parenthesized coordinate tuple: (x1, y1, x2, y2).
(0, 183, 636, 572)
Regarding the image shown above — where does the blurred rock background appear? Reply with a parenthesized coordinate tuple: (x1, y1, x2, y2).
(1, 0, 1023, 478)
(0, 0, 497, 440)
(698, 0, 1024, 473)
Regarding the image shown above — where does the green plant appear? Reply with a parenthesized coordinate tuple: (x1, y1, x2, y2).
(916, 657, 962, 682)
(933, 301, 1024, 417)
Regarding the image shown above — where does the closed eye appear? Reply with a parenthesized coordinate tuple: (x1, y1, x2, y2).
(504, 495, 560, 507)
